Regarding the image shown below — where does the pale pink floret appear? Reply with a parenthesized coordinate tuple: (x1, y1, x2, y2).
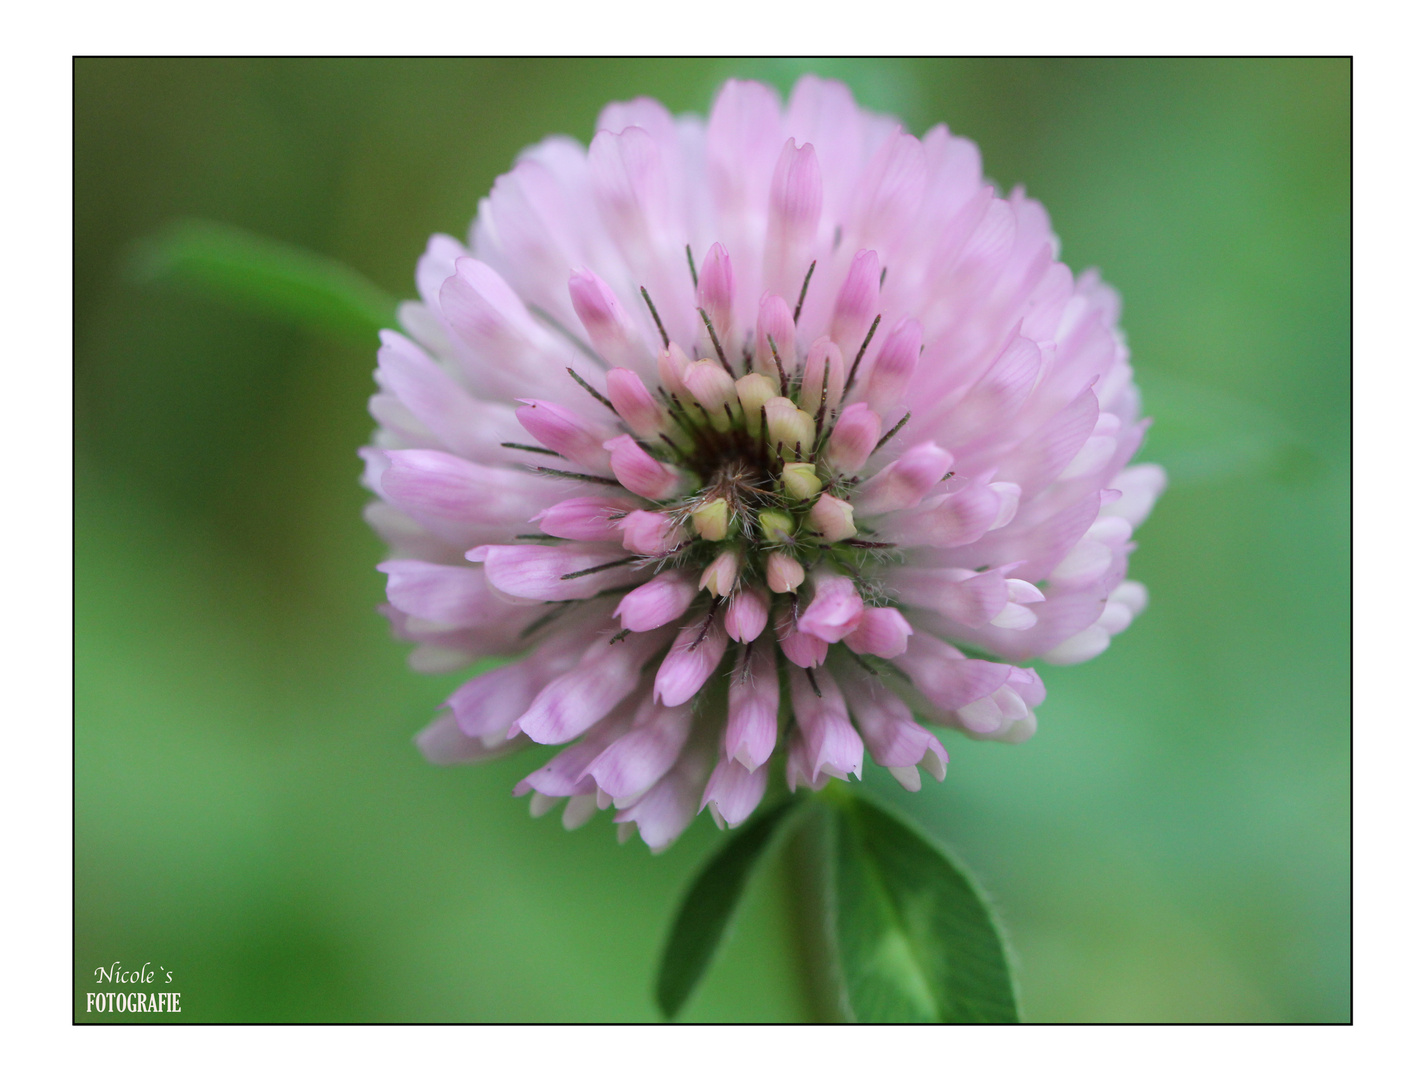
(605, 435, 685, 499)
(701, 758, 770, 829)
(534, 495, 642, 541)
(605, 368, 667, 438)
(843, 606, 914, 659)
(798, 572, 865, 643)
(787, 672, 864, 790)
(776, 603, 829, 669)
(654, 619, 730, 707)
(724, 586, 771, 643)
(615, 570, 698, 631)
(516, 399, 616, 474)
(753, 292, 797, 379)
(808, 493, 857, 542)
(619, 510, 684, 556)
(367, 76, 1162, 850)
(824, 403, 881, 475)
(568, 268, 647, 368)
(722, 650, 777, 776)
(853, 442, 955, 516)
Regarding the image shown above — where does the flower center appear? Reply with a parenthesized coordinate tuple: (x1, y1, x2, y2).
(614, 338, 887, 603)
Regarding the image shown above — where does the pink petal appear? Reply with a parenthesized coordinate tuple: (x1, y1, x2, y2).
(829, 249, 881, 360)
(753, 291, 797, 381)
(586, 697, 695, 803)
(517, 399, 616, 473)
(893, 633, 1011, 711)
(776, 604, 828, 668)
(472, 543, 641, 601)
(612, 738, 712, 852)
(724, 586, 770, 643)
(808, 493, 857, 542)
(697, 242, 736, 344)
(840, 670, 942, 770)
(417, 709, 529, 765)
(514, 712, 632, 797)
(605, 434, 685, 499)
(849, 132, 928, 249)
(798, 572, 865, 643)
(726, 638, 778, 769)
(619, 510, 685, 556)
(763, 139, 823, 304)
(789, 671, 864, 786)
(654, 617, 729, 706)
(859, 316, 921, 418)
(882, 565, 1010, 627)
(852, 442, 955, 516)
(877, 482, 1001, 548)
(381, 449, 553, 545)
(446, 634, 586, 740)
(605, 368, 667, 439)
(516, 629, 672, 744)
(533, 495, 642, 542)
(375, 330, 525, 462)
(843, 606, 913, 658)
(701, 758, 770, 829)
(569, 267, 647, 368)
(378, 559, 512, 628)
(615, 570, 698, 631)
(824, 402, 881, 475)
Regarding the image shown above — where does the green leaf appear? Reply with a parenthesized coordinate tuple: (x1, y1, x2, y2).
(128, 219, 398, 343)
(655, 798, 798, 1019)
(832, 793, 1018, 1023)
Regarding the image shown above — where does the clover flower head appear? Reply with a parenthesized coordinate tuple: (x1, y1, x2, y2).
(363, 77, 1165, 851)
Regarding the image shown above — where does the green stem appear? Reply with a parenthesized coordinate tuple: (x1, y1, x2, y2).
(783, 800, 847, 1022)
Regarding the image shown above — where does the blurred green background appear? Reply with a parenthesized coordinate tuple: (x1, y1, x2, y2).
(74, 58, 1349, 1022)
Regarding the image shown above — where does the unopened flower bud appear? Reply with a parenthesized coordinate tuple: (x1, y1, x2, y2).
(781, 462, 823, 501)
(809, 492, 857, 542)
(657, 343, 695, 402)
(765, 551, 806, 594)
(699, 550, 740, 597)
(758, 508, 796, 545)
(684, 359, 738, 431)
(735, 373, 777, 438)
(763, 397, 815, 460)
(724, 585, 770, 642)
(692, 497, 730, 541)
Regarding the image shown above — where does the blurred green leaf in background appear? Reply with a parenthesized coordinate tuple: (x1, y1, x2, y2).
(75, 58, 1348, 1022)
